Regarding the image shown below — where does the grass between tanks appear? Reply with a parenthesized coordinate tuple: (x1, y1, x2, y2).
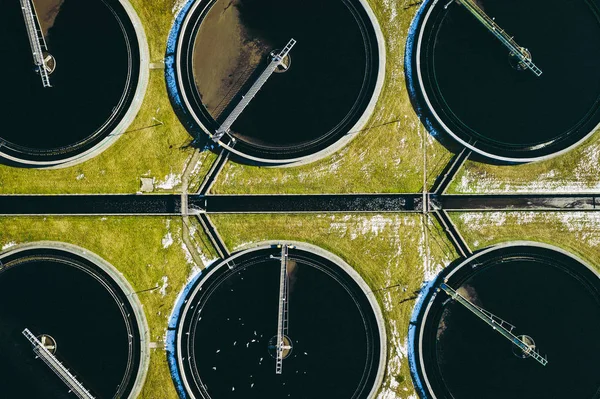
(142, 351, 178, 398)
(211, 0, 452, 194)
(129, 0, 177, 61)
(0, 216, 218, 399)
(0, 1, 211, 194)
(449, 211, 600, 272)
(0, 0, 454, 195)
(0, 72, 200, 194)
(211, 213, 457, 398)
(447, 130, 600, 194)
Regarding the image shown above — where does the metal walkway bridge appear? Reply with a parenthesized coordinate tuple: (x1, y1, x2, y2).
(454, 0, 542, 77)
(272, 244, 292, 374)
(22, 329, 95, 399)
(20, 0, 52, 87)
(213, 39, 297, 142)
(439, 282, 548, 366)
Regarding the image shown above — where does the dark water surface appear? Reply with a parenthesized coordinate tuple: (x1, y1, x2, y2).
(420, 246, 600, 398)
(0, 249, 140, 398)
(0, 0, 138, 161)
(419, 0, 600, 158)
(0, 194, 180, 215)
(201, 194, 417, 213)
(178, 248, 381, 398)
(230, 0, 367, 146)
(184, 0, 379, 159)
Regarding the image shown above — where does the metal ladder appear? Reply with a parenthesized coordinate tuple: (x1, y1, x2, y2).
(456, 0, 542, 77)
(22, 329, 95, 399)
(213, 39, 297, 141)
(439, 283, 548, 366)
(19, 0, 52, 87)
(272, 244, 291, 374)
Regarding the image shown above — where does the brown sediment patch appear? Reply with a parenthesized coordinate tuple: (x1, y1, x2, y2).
(456, 284, 479, 305)
(178, 0, 382, 162)
(437, 284, 479, 341)
(32, 0, 64, 38)
(192, 0, 272, 118)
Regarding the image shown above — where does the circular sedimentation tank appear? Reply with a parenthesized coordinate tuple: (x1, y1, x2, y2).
(411, 243, 600, 398)
(175, 0, 384, 165)
(0, 244, 147, 398)
(0, 0, 147, 167)
(173, 243, 385, 398)
(410, 0, 600, 162)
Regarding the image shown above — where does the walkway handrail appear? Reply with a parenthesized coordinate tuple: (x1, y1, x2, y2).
(19, 0, 52, 87)
(22, 329, 96, 399)
(275, 244, 290, 374)
(213, 39, 297, 141)
(456, 0, 542, 76)
(439, 283, 548, 366)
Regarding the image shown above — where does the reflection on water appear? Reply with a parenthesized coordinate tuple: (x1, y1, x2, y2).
(33, 0, 65, 36)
